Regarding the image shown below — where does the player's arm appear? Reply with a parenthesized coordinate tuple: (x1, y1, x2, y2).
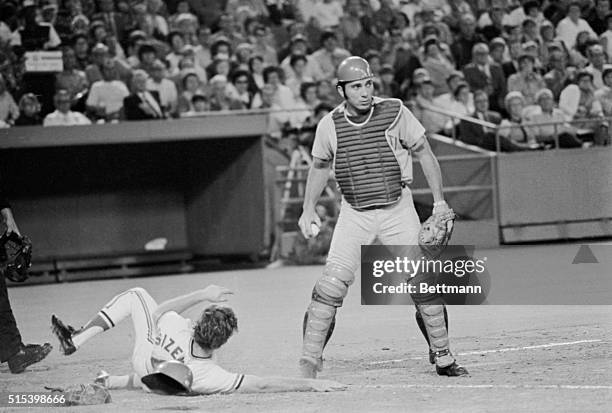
(236, 375, 347, 393)
(412, 136, 447, 209)
(151, 285, 233, 323)
(298, 157, 331, 238)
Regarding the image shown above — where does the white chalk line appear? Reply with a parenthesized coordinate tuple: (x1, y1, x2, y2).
(359, 384, 612, 390)
(369, 339, 603, 365)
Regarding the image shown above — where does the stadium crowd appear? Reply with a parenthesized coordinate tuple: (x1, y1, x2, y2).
(0, 0, 611, 149)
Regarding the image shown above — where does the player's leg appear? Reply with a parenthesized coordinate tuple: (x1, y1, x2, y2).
(300, 203, 376, 378)
(378, 189, 467, 376)
(51, 287, 158, 358)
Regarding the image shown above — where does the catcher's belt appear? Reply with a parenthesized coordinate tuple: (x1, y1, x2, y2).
(0, 232, 32, 283)
(333, 99, 403, 210)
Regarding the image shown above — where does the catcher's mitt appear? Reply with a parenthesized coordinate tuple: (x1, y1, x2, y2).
(0, 231, 32, 283)
(418, 209, 456, 258)
(45, 384, 112, 406)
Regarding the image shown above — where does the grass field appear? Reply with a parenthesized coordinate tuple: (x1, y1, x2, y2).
(1, 243, 611, 412)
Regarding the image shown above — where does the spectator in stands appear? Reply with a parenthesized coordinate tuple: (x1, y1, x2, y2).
(11, 1, 61, 51)
(44, 89, 91, 126)
(123, 69, 164, 120)
(315, 79, 339, 106)
(599, 12, 612, 59)
(311, 0, 344, 31)
(503, 39, 522, 78)
(496, 91, 540, 150)
(417, 3, 454, 46)
(259, 83, 290, 140)
(14, 93, 42, 126)
(569, 30, 596, 67)
(585, 43, 606, 88)
(507, 53, 546, 106)
(488, 37, 507, 66)
(463, 43, 507, 113)
(147, 60, 178, 116)
(310, 31, 348, 80)
(189, 94, 210, 115)
(90, 21, 109, 46)
(291, 81, 319, 128)
(86, 65, 130, 122)
(378, 64, 400, 99)
(412, 77, 450, 135)
(559, 69, 604, 123)
(55, 46, 89, 103)
(595, 64, 612, 114)
(451, 13, 486, 68)
(177, 70, 205, 115)
(556, 1, 596, 49)
(263, 66, 295, 110)
(458, 89, 502, 150)
(194, 26, 213, 70)
(251, 25, 278, 66)
(92, 0, 130, 44)
(208, 75, 244, 111)
(0, 75, 19, 126)
(586, 0, 611, 35)
(85, 43, 132, 87)
(544, 49, 573, 100)
(421, 36, 455, 96)
(526, 88, 583, 147)
(166, 31, 186, 75)
(72, 33, 90, 71)
(249, 55, 265, 89)
(280, 34, 322, 82)
(135, 43, 160, 76)
(338, 0, 363, 52)
(444, 82, 475, 127)
(285, 54, 314, 99)
(229, 69, 262, 109)
(478, 0, 508, 41)
(234, 42, 254, 69)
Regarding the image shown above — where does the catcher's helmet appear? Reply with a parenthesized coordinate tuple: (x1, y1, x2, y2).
(141, 360, 193, 395)
(336, 56, 374, 84)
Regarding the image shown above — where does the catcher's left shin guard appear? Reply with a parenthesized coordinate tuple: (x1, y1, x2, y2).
(415, 307, 448, 364)
(416, 304, 455, 368)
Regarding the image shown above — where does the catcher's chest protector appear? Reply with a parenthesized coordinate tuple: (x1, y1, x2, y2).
(333, 99, 403, 209)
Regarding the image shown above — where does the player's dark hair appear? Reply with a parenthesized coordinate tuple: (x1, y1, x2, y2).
(193, 306, 238, 351)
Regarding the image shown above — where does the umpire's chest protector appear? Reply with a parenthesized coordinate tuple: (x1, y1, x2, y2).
(332, 99, 403, 209)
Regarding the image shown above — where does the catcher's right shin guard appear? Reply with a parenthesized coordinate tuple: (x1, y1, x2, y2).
(416, 304, 454, 368)
(300, 264, 353, 377)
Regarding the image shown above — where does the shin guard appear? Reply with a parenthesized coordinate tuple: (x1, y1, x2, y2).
(416, 304, 454, 368)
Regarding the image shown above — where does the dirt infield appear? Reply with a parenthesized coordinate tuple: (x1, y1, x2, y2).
(1, 243, 611, 412)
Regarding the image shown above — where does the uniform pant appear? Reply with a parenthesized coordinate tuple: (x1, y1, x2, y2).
(100, 288, 158, 378)
(327, 187, 421, 274)
(0, 274, 22, 362)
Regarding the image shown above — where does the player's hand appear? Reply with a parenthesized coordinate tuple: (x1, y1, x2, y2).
(298, 208, 321, 239)
(201, 285, 233, 303)
(432, 200, 451, 215)
(311, 379, 348, 392)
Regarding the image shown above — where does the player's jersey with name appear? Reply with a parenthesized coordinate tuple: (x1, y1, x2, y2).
(151, 311, 245, 395)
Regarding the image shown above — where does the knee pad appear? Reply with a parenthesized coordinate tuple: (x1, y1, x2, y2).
(312, 264, 355, 307)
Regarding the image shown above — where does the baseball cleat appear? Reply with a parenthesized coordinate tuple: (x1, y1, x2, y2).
(436, 362, 469, 377)
(8, 342, 53, 374)
(94, 370, 110, 388)
(299, 357, 323, 379)
(51, 315, 77, 355)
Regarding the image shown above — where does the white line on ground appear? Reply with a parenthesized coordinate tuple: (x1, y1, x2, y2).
(369, 339, 603, 365)
(359, 384, 612, 390)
